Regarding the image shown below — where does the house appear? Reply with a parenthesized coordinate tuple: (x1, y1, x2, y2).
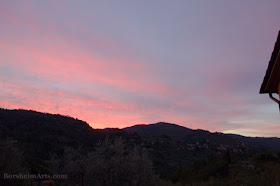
(260, 31, 280, 111)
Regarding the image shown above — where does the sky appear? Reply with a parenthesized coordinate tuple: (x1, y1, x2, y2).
(0, 0, 279, 137)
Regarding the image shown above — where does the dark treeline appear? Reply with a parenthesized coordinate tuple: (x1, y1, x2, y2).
(1, 108, 280, 185)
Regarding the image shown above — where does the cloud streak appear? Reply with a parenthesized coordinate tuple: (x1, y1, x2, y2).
(0, 0, 279, 136)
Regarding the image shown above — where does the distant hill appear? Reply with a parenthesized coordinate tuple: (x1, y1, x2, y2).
(123, 122, 192, 140)
(1, 108, 280, 178)
(227, 134, 280, 152)
(0, 108, 98, 161)
(124, 122, 280, 152)
(0, 108, 128, 168)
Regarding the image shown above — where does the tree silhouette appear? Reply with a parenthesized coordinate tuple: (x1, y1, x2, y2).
(50, 136, 158, 186)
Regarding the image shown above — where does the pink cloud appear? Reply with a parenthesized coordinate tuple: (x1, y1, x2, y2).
(0, 78, 178, 129)
(1, 1, 279, 137)
(1, 0, 179, 97)
(0, 31, 175, 97)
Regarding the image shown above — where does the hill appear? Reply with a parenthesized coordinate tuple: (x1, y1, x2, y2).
(0, 108, 129, 175)
(1, 108, 280, 185)
(0, 108, 95, 154)
(124, 122, 280, 152)
(123, 122, 192, 140)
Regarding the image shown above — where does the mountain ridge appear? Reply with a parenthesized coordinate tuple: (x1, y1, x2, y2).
(1, 108, 280, 180)
(1, 108, 279, 140)
(124, 121, 280, 152)
(124, 121, 280, 140)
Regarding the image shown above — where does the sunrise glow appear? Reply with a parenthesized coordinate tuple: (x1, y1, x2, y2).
(0, 1, 279, 136)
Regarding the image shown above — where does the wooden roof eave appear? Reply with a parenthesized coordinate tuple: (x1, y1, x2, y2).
(265, 52, 280, 93)
(260, 31, 280, 94)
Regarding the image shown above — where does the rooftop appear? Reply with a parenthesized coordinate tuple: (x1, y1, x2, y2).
(260, 31, 280, 94)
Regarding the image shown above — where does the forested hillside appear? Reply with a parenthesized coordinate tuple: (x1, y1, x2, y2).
(1, 108, 280, 185)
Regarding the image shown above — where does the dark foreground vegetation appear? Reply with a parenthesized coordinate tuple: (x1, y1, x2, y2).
(0, 108, 280, 185)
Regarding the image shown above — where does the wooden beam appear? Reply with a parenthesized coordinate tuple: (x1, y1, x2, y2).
(279, 83, 280, 111)
(265, 52, 280, 93)
(271, 52, 280, 92)
(260, 31, 280, 94)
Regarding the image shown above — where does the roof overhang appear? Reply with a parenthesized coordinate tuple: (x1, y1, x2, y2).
(260, 31, 280, 94)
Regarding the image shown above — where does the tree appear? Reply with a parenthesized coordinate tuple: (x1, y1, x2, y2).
(0, 139, 30, 186)
(50, 136, 158, 186)
(84, 137, 158, 186)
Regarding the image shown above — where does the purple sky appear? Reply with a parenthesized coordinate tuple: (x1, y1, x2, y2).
(0, 0, 279, 137)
